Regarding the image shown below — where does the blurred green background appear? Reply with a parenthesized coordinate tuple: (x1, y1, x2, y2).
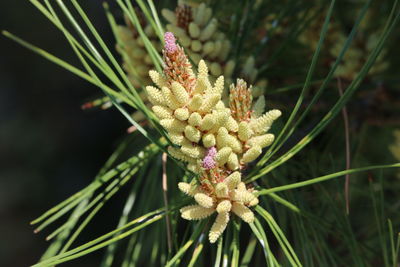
(0, 1, 129, 266)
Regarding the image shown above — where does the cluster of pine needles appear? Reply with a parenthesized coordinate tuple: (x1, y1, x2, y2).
(3, 0, 400, 266)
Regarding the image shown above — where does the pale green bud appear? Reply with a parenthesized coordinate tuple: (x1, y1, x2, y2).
(171, 81, 189, 104)
(188, 22, 201, 38)
(226, 116, 239, 132)
(184, 125, 201, 143)
(216, 147, 232, 165)
(215, 183, 229, 198)
(180, 205, 214, 220)
(194, 193, 214, 208)
(227, 153, 240, 171)
(188, 112, 202, 127)
(210, 62, 222, 76)
(200, 114, 217, 131)
(242, 145, 262, 163)
(202, 133, 216, 148)
(224, 60, 235, 78)
(199, 93, 220, 112)
(174, 108, 190, 121)
(200, 19, 218, 41)
(161, 87, 181, 109)
(231, 203, 254, 223)
(180, 34, 192, 47)
(209, 212, 229, 243)
(202, 41, 214, 56)
(161, 9, 177, 24)
(181, 143, 206, 159)
(152, 105, 173, 119)
(160, 118, 186, 133)
(252, 96, 265, 117)
(224, 171, 241, 190)
(247, 134, 275, 148)
(238, 121, 253, 141)
(216, 200, 232, 213)
(149, 70, 167, 88)
(146, 86, 165, 106)
(191, 40, 202, 52)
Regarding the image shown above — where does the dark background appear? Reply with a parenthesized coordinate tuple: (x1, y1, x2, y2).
(0, 1, 128, 266)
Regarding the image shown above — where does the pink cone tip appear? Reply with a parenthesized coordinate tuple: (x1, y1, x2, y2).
(206, 147, 217, 157)
(164, 32, 177, 54)
(202, 147, 217, 169)
(202, 156, 216, 170)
